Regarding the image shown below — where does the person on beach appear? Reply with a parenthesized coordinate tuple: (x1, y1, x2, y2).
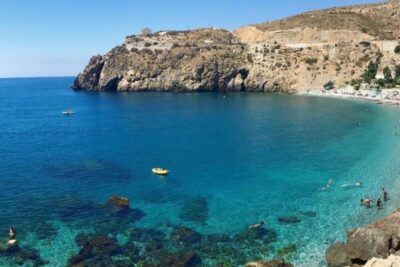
(248, 221, 265, 230)
(377, 198, 383, 209)
(382, 188, 388, 202)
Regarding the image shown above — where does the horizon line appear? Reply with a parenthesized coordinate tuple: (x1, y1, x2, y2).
(0, 75, 76, 79)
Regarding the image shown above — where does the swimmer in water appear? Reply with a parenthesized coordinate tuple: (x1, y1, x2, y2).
(322, 178, 334, 191)
(341, 182, 362, 188)
(248, 221, 265, 230)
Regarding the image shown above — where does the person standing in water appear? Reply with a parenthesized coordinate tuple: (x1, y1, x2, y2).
(377, 198, 383, 209)
(382, 188, 388, 202)
(7, 227, 17, 246)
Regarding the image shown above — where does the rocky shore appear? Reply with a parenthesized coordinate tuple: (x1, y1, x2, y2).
(326, 209, 400, 266)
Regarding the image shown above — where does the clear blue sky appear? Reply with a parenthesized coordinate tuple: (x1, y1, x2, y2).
(0, 0, 382, 78)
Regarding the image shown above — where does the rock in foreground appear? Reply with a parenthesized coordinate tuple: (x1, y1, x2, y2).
(245, 259, 293, 267)
(364, 255, 400, 267)
(326, 209, 400, 266)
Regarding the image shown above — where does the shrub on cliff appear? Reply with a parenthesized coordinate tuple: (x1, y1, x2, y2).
(359, 41, 371, 47)
(377, 78, 386, 88)
(383, 66, 394, 83)
(394, 44, 400, 54)
(395, 65, 400, 79)
(323, 81, 335, 90)
(304, 57, 318, 65)
(362, 61, 378, 84)
(351, 79, 362, 90)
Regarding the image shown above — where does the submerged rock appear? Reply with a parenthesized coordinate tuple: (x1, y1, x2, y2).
(278, 215, 301, 224)
(245, 259, 293, 267)
(0, 244, 48, 266)
(106, 195, 130, 212)
(171, 226, 202, 246)
(205, 234, 231, 243)
(68, 234, 123, 266)
(179, 196, 209, 224)
(277, 244, 297, 257)
(234, 227, 277, 244)
(103, 195, 145, 224)
(159, 251, 201, 267)
(326, 209, 400, 266)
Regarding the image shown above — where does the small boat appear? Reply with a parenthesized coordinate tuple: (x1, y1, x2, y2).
(62, 110, 75, 115)
(152, 168, 169, 175)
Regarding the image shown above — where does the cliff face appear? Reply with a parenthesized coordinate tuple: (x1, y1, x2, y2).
(73, 29, 250, 92)
(235, 0, 400, 43)
(73, 0, 400, 92)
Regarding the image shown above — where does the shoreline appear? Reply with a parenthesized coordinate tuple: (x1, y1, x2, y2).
(298, 87, 400, 105)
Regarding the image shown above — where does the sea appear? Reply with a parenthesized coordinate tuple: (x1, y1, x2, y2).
(1, 77, 400, 266)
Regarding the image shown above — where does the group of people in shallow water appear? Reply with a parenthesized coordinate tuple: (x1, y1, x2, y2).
(321, 178, 389, 209)
(361, 188, 388, 209)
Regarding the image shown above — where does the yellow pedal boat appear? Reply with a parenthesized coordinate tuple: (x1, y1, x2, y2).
(152, 168, 169, 175)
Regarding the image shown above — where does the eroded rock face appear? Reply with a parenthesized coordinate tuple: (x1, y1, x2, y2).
(73, 1, 400, 93)
(326, 209, 400, 266)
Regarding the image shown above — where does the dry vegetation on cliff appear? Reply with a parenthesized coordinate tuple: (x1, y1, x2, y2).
(74, 0, 400, 93)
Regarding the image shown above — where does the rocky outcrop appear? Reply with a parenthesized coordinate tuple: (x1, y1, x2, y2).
(364, 255, 400, 267)
(74, 1, 400, 92)
(326, 209, 400, 266)
(73, 29, 249, 92)
(245, 259, 293, 267)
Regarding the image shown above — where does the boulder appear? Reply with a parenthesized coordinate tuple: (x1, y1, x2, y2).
(364, 255, 400, 267)
(245, 259, 293, 267)
(325, 242, 351, 267)
(326, 209, 400, 266)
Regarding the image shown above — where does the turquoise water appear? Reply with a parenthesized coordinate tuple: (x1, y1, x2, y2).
(1, 77, 400, 266)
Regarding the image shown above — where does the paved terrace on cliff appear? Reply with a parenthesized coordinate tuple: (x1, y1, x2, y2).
(73, 0, 400, 93)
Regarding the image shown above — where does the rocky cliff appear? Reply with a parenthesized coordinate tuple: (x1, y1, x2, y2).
(73, 0, 400, 92)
